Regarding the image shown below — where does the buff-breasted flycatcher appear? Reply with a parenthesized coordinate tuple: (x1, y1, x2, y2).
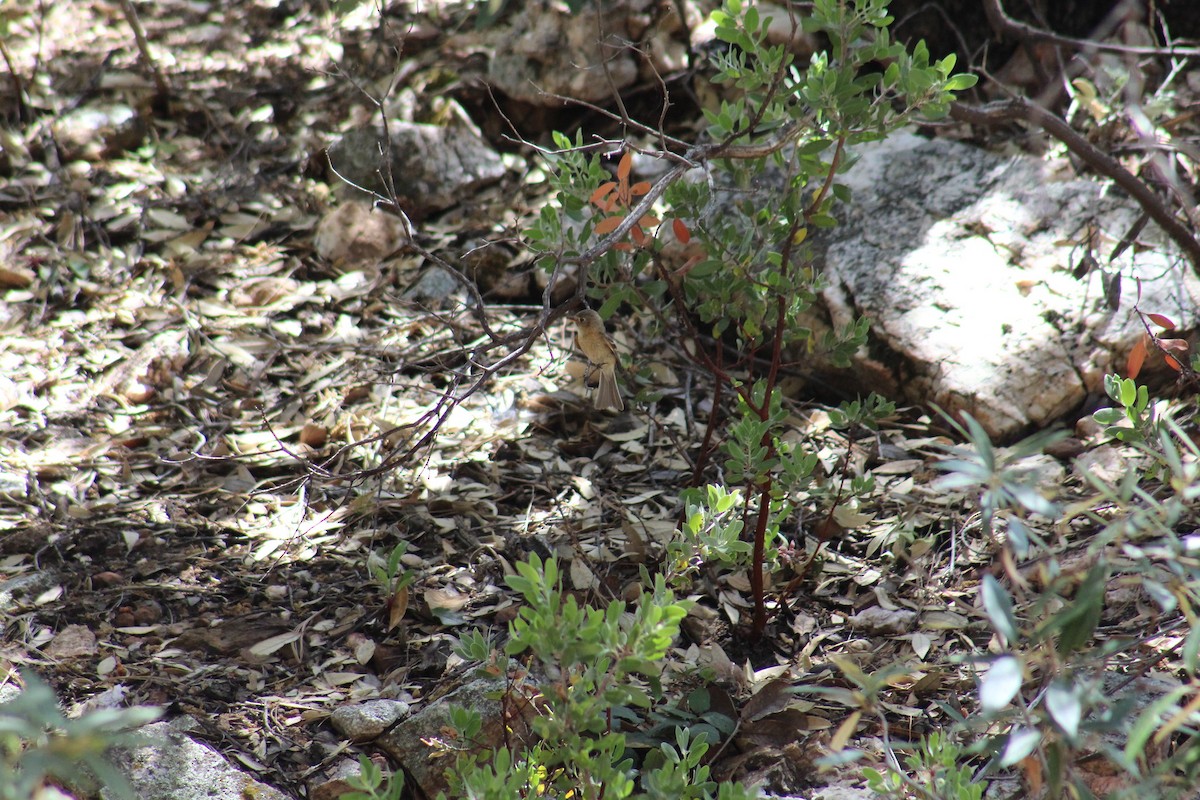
(570, 309, 623, 411)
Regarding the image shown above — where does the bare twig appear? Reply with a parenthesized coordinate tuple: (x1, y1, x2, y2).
(949, 98, 1200, 270)
(1119, 37, 1200, 232)
(535, 91, 693, 153)
(981, 0, 1200, 58)
(117, 0, 170, 100)
(0, 38, 29, 122)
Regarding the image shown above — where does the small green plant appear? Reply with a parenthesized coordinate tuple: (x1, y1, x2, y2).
(445, 555, 758, 800)
(864, 732, 983, 800)
(1093, 373, 1156, 444)
(667, 484, 751, 587)
(368, 540, 415, 630)
(872, 397, 1200, 799)
(828, 392, 897, 431)
(0, 672, 162, 800)
(368, 541, 415, 596)
(933, 409, 1065, 558)
(342, 754, 405, 800)
(1092, 372, 1199, 485)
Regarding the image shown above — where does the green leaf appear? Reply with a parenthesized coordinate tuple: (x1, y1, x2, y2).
(999, 727, 1042, 767)
(744, 5, 759, 35)
(1054, 566, 1106, 655)
(1119, 377, 1137, 407)
(980, 655, 1022, 712)
(1005, 517, 1032, 557)
(1184, 623, 1200, 674)
(1045, 680, 1082, 738)
(946, 73, 979, 91)
(797, 138, 832, 156)
(981, 575, 1019, 645)
(1125, 685, 1189, 762)
(933, 459, 990, 484)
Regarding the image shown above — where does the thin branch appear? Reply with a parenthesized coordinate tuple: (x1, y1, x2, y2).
(0, 38, 29, 122)
(538, 92, 694, 155)
(949, 98, 1200, 271)
(117, 0, 170, 100)
(981, 0, 1200, 58)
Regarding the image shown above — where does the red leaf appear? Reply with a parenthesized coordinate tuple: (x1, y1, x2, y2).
(672, 218, 691, 244)
(1148, 313, 1176, 330)
(594, 215, 624, 235)
(617, 151, 632, 183)
(590, 182, 616, 206)
(1165, 354, 1183, 372)
(1126, 337, 1147, 379)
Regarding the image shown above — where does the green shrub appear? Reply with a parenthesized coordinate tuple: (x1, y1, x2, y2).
(0, 673, 161, 800)
(442, 0, 981, 791)
(531, 0, 973, 637)
(869, 387, 1200, 799)
(445, 555, 758, 799)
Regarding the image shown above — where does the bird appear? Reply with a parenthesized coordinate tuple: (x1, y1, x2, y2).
(570, 309, 623, 411)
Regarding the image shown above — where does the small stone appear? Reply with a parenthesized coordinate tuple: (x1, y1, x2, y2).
(92, 571, 125, 587)
(52, 103, 146, 161)
(330, 699, 411, 742)
(45, 624, 98, 658)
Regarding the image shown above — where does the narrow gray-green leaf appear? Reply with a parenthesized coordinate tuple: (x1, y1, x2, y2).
(1045, 680, 1082, 738)
(981, 575, 1019, 645)
(980, 655, 1022, 712)
(999, 726, 1042, 767)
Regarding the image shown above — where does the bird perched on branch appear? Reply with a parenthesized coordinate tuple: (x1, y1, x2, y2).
(571, 309, 623, 411)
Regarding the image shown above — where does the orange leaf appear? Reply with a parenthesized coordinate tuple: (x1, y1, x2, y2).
(673, 253, 704, 277)
(630, 226, 647, 245)
(1126, 337, 1147, 379)
(1165, 354, 1182, 372)
(594, 215, 625, 235)
(1022, 755, 1044, 796)
(590, 182, 616, 206)
(673, 218, 691, 244)
(640, 215, 660, 228)
(387, 586, 409, 631)
(614, 242, 634, 252)
(617, 151, 633, 183)
(1148, 313, 1177, 330)
(630, 181, 652, 196)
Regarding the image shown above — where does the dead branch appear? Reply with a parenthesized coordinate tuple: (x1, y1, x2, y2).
(117, 0, 170, 100)
(982, 0, 1200, 58)
(0, 38, 29, 122)
(949, 98, 1200, 271)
